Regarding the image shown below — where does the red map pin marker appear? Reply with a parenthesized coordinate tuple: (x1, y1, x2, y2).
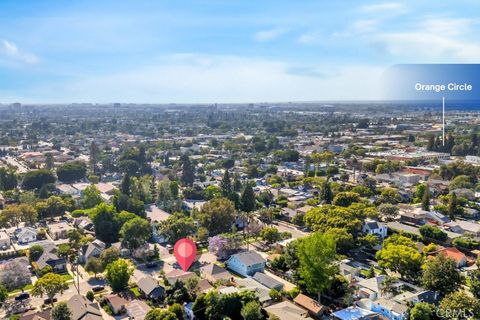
(174, 238, 197, 271)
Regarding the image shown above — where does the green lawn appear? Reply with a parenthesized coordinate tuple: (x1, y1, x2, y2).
(131, 287, 141, 297)
(62, 273, 74, 282)
(8, 284, 34, 297)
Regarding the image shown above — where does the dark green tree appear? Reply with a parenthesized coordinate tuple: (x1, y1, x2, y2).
(448, 192, 458, 221)
(121, 172, 131, 195)
(180, 155, 195, 187)
(22, 169, 56, 190)
(422, 254, 463, 297)
(240, 184, 256, 212)
(421, 185, 430, 211)
(220, 170, 232, 198)
(320, 179, 333, 204)
(52, 302, 72, 320)
(57, 161, 87, 182)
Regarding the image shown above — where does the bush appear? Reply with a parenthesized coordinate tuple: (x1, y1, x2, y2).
(86, 291, 94, 301)
(71, 209, 87, 217)
(452, 236, 480, 249)
(269, 289, 282, 301)
(419, 225, 448, 242)
(287, 287, 300, 299)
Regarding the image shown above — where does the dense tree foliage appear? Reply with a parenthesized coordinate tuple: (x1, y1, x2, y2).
(57, 161, 87, 182)
(199, 197, 236, 236)
(22, 169, 56, 190)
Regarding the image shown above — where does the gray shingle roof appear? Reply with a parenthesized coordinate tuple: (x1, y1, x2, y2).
(252, 272, 283, 289)
(231, 251, 265, 266)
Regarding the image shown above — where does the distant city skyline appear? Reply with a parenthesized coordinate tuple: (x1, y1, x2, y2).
(1, 0, 479, 103)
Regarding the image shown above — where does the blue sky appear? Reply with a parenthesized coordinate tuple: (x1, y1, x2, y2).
(1, 0, 479, 103)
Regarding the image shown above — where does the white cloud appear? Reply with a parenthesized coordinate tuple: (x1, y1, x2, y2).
(24, 54, 384, 103)
(374, 32, 480, 62)
(352, 19, 379, 33)
(1, 40, 39, 64)
(333, 19, 380, 38)
(420, 18, 473, 36)
(297, 32, 322, 45)
(254, 28, 287, 42)
(360, 2, 406, 13)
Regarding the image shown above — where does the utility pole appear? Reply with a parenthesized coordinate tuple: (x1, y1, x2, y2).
(442, 97, 445, 146)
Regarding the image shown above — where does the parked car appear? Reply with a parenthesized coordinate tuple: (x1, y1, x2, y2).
(92, 285, 104, 292)
(15, 293, 30, 301)
(44, 297, 58, 304)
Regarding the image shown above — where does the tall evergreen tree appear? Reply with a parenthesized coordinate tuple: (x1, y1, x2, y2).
(233, 173, 242, 192)
(427, 135, 435, 151)
(421, 185, 430, 211)
(448, 192, 458, 221)
(241, 184, 256, 212)
(220, 170, 232, 197)
(320, 179, 333, 204)
(45, 153, 54, 170)
(180, 155, 195, 187)
(149, 177, 157, 203)
(90, 141, 100, 173)
(121, 172, 131, 195)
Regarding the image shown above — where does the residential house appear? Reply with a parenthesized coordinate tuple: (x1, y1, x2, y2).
(296, 205, 314, 216)
(35, 242, 67, 273)
(252, 272, 284, 291)
(444, 220, 480, 237)
(79, 239, 106, 264)
(339, 260, 361, 282)
(363, 219, 388, 239)
(370, 298, 408, 320)
(57, 184, 81, 197)
(48, 222, 73, 240)
(67, 294, 103, 320)
(184, 302, 195, 320)
(200, 263, 231, 283)
(399, 211, 425, 226)
(126, 300, 152, 320)
(74, 216, 93, 231)
(15, 227, 38, 244)
(356, 276, 386, 301)
(95, 182, 116, 201)
(165, 269, 197, 285)
(20, 309, 52, 320)
(281, 207, 297, 221)
(226, 250, 266, 277)
(197, 278, 214, 294)
(332, 306, 379, 320)
(265, 301, 313, 320)
(105, 294, 128, 315)
(425, 211, 450, 226)
(430, 247, 467, 268)
(293, 293, 326, 319)
(236, 277, 272, 305)
(0, 231, 10, 249)
(137, 276, 165, 300)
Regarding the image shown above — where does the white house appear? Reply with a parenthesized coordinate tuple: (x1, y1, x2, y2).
(226, 251, 266, 277)
(363, 219, 388, 239)
(79, 239, 106, 263)
(15, 227, 38, 244)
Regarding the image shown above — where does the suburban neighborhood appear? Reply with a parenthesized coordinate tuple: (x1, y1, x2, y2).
(0, 103, 480, 320)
